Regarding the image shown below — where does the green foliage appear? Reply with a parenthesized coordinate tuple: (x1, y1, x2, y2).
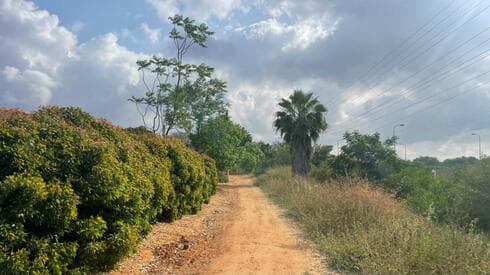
(383, 165, 459, 223)
(453, 158, 490, 230)
(235, 142, 265, 174)
(163, 139, 217, 220)
(257, 167, 490, 274)
(191, 115, 250, 172)
(129, 15, 226, 136)
(414, 156, 478, 178)
(255, 142, 291, 174)
(185, 75, 228, 133)
(0, 106, 217, 272)
(309, 160, 334, 182)
(413, 156, 440, 167)
(442, 156, 479, 167)
(381, 158, 490, 230)
(274, 90, 327, 176)
(217, 171, 229, 183)
(332, 131, 403, 181)
(383, 165, 435, 198)
(311, 144, 333, 167)
(309, 144, 335, 182)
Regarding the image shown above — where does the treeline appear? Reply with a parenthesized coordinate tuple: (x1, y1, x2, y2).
(0, 107, 217, 273)
(254, 127, 490, 273)
(251, 89, 490, 273)
(255, 130, 490, 233)
(384, 156, 490, 230)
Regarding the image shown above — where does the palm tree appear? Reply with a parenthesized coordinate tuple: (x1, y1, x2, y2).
(274, 90, 327, 176)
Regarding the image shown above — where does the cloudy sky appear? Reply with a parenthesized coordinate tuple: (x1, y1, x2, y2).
(1, 0, 489, 160)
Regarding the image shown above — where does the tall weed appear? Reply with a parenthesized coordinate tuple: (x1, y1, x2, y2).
(257, 167, 490, 274)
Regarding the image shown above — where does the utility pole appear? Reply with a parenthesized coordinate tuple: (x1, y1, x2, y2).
(392, 123, 405, 152)
(471, 133, 482, 160)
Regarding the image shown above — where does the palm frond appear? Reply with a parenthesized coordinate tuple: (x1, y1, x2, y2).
(274, 89, 328, 147)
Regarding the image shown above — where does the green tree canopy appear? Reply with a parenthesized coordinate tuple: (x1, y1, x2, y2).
(413, 156, 440, 167)
(274, 90, 327, 176)
(129, 15, 227, 136)
(332, 131, 402, 181)
(191, 115, 250, 172)
(235, 142, 265, 174)
(255, 142, 291, 174)
(311, 144, 334, 167)
(453, 159, 490, 230)
(442, 156, 478, 167)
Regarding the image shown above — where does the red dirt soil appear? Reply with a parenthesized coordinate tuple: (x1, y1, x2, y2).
(111, 175, 327, 274)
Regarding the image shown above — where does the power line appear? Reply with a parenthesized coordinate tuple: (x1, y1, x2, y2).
(328, 3, 490, 134)
(346, 68, 490, 132)
(354, 0, 485, 94)
(335, 37, 490, 127)
(369, 70, 490, 123)
(372, 79, 488, 133)
(362, 49, 490, 121)
(328, 70, 490, 135)
(326, 0, 457, 106)
(329, 0, 476, 107)
(325, 1, 490, 138)
(335, 0, 489, 110)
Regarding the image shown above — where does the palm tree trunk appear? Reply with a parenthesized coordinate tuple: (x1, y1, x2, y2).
(291, 144, 308, 176)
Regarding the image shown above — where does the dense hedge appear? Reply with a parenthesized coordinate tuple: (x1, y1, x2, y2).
(0, 107, 217, 273)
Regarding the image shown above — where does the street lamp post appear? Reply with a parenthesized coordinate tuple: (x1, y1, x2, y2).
(392, 123, 405, 151)
(471, 133, 482, 160)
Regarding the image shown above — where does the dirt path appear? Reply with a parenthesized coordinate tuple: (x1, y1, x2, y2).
(112, 175, 326, 274)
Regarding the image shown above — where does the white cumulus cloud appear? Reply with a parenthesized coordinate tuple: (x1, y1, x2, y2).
(236, 1, 340, 52)
(141, 23, 161, 44)
(147, 0, 242, 21)
(0, 0, 148, 126)
(0, 0, 76, 109)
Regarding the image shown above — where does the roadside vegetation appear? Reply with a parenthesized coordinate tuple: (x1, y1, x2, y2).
(0, 107, 217, 273)
(1, 11, 488, 274)
(250, 89, 490, 273)
(128, 15, 264, 182)
(0, 14, 264, 273)
(257, 167, 490, 274)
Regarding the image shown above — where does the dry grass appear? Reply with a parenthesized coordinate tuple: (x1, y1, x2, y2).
(256, 167, 490, 274)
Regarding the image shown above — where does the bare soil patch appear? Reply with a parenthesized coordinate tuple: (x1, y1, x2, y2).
(111, 175, 325, 274)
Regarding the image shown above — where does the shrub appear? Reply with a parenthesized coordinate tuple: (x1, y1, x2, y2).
(257, 167, 490, 274)
(382, 165, 460, 223)
(454, 158, 490, 230)
(0, 106, 217, 272)
(255, 142, 291, 174)
(217, 170, 229, 183)
(309, 160, 334, 182)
